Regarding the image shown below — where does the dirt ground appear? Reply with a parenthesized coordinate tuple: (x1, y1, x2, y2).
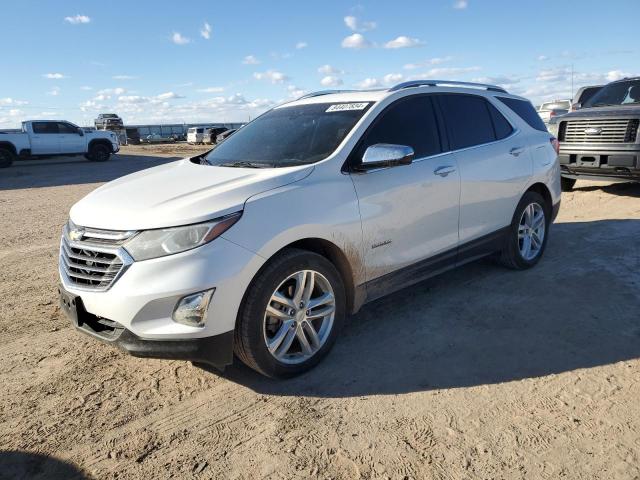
(1, 146, 639, 480)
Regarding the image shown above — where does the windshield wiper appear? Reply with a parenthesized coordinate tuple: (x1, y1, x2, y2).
(218, 161, 272, 168)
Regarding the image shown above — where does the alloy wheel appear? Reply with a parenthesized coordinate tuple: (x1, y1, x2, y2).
(263, 270, 336, 364)
(518, 202, 546, 261)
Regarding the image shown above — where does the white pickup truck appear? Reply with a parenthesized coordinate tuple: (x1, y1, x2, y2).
(0, 120, 119, 168)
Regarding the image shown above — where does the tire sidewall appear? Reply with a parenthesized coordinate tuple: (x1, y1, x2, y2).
(238, 250, 346, 378)
(89, 143, 110, 162)
(508, 191, 550, 268)
(0, 149, 15, 168)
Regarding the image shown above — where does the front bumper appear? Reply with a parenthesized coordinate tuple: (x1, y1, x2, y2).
(558, 146, 640, 181)
(59, 287, 233, 368)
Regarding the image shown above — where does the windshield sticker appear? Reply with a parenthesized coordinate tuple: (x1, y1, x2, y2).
(326, 103, 369, 112)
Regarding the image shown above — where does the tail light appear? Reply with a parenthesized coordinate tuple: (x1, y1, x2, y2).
(550, 137, 560, 155)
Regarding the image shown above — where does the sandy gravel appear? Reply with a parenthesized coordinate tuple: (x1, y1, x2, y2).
(1, 147, 639, 480)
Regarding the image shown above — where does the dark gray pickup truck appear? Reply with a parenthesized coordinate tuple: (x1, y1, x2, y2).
(550, 77, 640, 191)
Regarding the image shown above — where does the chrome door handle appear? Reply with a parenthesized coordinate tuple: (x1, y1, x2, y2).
(510, 146, 525, 157)
(434, 165, 456, 177)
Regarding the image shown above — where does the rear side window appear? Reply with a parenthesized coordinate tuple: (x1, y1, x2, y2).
(355, 96, 441, 160)
(496, 97, 547, 132)
(487, 103, 513, 140)
(438, 94, 495, 150)
(32, 122, 59, 134)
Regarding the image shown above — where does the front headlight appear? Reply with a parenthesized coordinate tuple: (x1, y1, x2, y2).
(124, 212, 242, 261)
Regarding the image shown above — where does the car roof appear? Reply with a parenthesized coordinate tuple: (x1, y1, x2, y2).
(280, 80, 529, 109)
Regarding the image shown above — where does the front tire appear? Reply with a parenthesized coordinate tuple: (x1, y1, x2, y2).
(499, 191, 550, 270)
(561, 177, 576, 192)
(88, 143, 111, 162)
(234, 249, 346, 378)
(0, 148, 15, 168)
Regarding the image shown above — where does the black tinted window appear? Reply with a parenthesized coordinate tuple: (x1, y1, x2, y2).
(355, 96, 441, 160)
(32, 122, 59, 134)
(57, 122, 78, 134)
(439, 94, 495, 149)
(578, 87, 601, 104)
(487, 103, 513, 140)
(496, 97, 547, 132)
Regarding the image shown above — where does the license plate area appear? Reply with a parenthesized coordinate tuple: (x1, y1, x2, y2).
(576, 155, 600, 168)
(58, 285, 80, 325)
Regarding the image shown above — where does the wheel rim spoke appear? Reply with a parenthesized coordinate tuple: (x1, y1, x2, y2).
(263, 269, 336, 365)
(518, 202, 545, 261)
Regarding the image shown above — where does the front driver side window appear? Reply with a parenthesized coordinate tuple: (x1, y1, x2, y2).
(354, 95, 442, 163)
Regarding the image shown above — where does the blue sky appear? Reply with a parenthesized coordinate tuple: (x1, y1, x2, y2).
(0, 0, 637, 127)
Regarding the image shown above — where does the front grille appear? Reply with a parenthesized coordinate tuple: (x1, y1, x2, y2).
(60, 225, 135, 291)
(560, 118, 639, 144)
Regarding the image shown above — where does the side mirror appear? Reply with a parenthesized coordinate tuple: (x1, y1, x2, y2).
(360, 143, 414, 170)
(77, 128, 84, 136)
(571, 103, 581, 111)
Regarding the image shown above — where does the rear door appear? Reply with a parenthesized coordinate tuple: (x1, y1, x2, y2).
(349, 95, 461, 283)
(436, 94, 531, 247)
(57, 122, 85, 154)
(30, 122, 60, 154)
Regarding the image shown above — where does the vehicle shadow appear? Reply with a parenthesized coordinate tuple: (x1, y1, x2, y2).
(213, 218, 640, 397)
(574, 181, 640, 197)
(0, 451, 89, 480)
(0, 154, 180, 191)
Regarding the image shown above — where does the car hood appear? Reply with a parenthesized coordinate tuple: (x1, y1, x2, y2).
(560, 105, 640, 120)
(70, 158, 313, 230)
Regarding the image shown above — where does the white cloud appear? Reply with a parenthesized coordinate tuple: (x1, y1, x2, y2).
(200, 22, 212, 40)
(97, 87, 126, 96)
(318, 64, 344, 75)
(112, 75, 136, 80)
(355, 78, 380, 89)
(537, 55, 548, 61)
(473, 75, 520, 86)
(409, 66, 481, 79)
(287, 85, 306, 98)
(383, 73, 404, 84)
(453, 0, 468, 9)
(404, 56, 453, 70)
(341, 33, 371, 49)
(253, 70, 289, 84)
(384, 36, 424, 49)
(0, 98, 29, 106)
(320, 76, 343, 87)
(344, 15, 377, 32)
(295, 41, 308, 50)
(47, 87, 61, 96)
(156, 92, 185, 101)
(197, 87, 225, 93)
(171, 32, 191, 45)
(64, 14, 90, 24)
(80, 86, 92, 91)
(43, 73, 66, 79)
(242, 55, 260, 65)
(606, 70, 632, 82)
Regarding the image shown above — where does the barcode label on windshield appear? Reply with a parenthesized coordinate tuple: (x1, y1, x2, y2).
(326, 103, 369, 112)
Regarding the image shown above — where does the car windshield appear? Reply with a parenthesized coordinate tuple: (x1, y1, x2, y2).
(203, 102, 371, 168)
(583, 79, 640, 107)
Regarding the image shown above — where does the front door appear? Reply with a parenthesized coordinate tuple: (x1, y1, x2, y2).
(349, 95, 460, 286)
(57, 122, 86, 154)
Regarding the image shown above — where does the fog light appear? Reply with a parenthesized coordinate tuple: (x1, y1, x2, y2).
(172, 289, 215, 328)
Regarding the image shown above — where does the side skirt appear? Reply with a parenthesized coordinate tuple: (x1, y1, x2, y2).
(360, 227, 509, 304)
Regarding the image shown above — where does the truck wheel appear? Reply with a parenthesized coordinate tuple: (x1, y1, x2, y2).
(561, 177, 576, 192)
(498, 191, 550, 270)
(234, 248, 346, 378)
(0, 148, 15, 168)
(88, 143, 111, 162)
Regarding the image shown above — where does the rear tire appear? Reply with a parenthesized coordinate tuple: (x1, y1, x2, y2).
(0, 148, 15, 168)
(499, 191, 550, 270)
(234, 248, 346, 378)
(88, 143, 111, 162)
(561, 177, 576, 192)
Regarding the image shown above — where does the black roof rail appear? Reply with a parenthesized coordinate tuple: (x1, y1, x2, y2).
(388, 80, 508, 94)
(297, 89, 360, 100)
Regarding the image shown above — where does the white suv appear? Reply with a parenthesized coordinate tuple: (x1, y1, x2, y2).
(58, 80, 561, 378)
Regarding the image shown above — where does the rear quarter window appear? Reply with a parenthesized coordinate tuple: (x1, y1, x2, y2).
(496, 97, 548, 132)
